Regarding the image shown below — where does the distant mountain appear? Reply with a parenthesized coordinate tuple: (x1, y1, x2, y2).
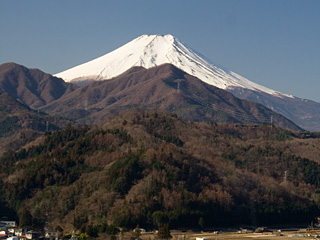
(0, 62, 78, 109)
(229, 87, 320, 131)
(54, 34, 320, 131)
(44, 64, 302, 131)
(55, 34, 288, 98)
(0, 93, 70, 154)
(0, 62, 302, 131)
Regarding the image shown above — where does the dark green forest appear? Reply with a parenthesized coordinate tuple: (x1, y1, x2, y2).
(1, 111, 320, 237)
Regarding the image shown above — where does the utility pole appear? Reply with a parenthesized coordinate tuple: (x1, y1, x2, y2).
(284, 170, 288, 182)
(174, 79, 184, 94)
(84, 100, 88, 125)
(85, 100, 88, 112)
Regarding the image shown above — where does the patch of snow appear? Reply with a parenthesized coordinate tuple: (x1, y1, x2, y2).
(55, 34, 293, 99)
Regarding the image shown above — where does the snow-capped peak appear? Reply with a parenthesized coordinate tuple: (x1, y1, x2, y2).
(55, 34, 292, 98)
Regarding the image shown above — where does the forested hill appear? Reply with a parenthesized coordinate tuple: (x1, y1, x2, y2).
(1, 110, 320, 235)
(0, 93, 70, 155)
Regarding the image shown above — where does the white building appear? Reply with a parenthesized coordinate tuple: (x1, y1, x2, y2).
(7, 237, 19, 240)
(0, 222, 16, 228)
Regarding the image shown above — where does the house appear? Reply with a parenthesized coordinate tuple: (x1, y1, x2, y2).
(0, 221, 16, 228)
(18, 235, 27, 240)
(133, 228, 146, 234)
(26, 231, 40, 240)
(7, 237, 19, 240)
(196, 238, 209, 240)
(255, 227, 269, 233)
(45, 230, 58, 240)
(0, 227, 8, 239)
(8, 227, 16, 235)
(15, 229, 27, 237)
(0, 220, 16, 239)
(0, 233, 7, 240)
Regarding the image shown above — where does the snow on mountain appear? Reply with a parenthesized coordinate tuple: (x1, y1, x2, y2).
(55, 34, 292, 98)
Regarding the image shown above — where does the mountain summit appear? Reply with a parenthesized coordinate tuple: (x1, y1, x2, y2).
(55, 34, 290, 98)
(55, 34, 320, 131)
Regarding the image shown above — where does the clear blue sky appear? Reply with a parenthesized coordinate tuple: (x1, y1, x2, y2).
(1, 0, 320, 102)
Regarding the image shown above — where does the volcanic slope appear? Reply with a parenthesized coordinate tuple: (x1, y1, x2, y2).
(55, 34, 287, 98)
(45, 64, 301, 131)
(55, 34, 320, 131)
(0, 62, 78, 109)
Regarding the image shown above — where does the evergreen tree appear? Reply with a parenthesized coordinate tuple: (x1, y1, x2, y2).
(157, 224, 172, 239)
(198, 217, 205, 230)
(19, 208, 32, 227)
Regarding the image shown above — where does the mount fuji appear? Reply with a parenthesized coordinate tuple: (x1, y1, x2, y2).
(55, 34, 290, 98)
(55, 34, 320, 131)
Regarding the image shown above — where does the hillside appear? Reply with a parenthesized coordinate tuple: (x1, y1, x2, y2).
(0, 62, 78, 109)
(229, 87, 320, 131)
(0, 62, 302, 131)
(0, 93, 71, 154)
(42, 64, 302, 131)
(0, 110, 319, 236)
(53, 34, 320, 132)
